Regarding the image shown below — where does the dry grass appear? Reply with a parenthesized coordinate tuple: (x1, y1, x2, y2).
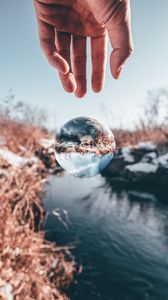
(0, 118, 49, 155)
(0, 201, 74, 300)
(0, 118, 75, 300)
(113, 127, 168, 148)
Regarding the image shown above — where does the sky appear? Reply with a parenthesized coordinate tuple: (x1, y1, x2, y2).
(0, 0, 168, 129)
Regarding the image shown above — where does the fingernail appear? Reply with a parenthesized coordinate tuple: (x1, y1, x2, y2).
(116, 65, 124, 79)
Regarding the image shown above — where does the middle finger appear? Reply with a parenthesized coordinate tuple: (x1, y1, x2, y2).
(72, 35, 87, 98)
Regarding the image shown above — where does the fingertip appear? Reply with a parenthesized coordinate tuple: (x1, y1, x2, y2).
(92, 76, 104, 93)
(92, 85, 103, 93)
(67, 85, 76, 93)
(74, 77, 87, 99)
(112, 65, 124, 80)
(110, 51, 125, 80)
(59, 72, 77, 93)
(75, 90, 87, 99)
(54, 52, 70, 74)
(93, 89, 102, 93)
(66, 73, 77, 93)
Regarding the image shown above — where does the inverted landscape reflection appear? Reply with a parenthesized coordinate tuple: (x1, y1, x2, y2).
(55, 117, 116, 177)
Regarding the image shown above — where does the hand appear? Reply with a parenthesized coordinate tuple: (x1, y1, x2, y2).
(34, 0, 133, 98)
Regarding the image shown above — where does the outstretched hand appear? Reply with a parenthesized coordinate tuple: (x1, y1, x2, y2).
(34, 0, 133, 98)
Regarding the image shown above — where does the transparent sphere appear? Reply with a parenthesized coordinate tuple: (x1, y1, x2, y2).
(55, 117, 116, 178)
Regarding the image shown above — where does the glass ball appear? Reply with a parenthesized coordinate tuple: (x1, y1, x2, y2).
(55, 117, 116, 178)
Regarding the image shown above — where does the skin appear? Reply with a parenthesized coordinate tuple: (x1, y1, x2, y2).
(34, 0, 133, 98)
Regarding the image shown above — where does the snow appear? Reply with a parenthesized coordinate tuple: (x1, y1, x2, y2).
(124, 144, 168, 175)
(39, 138, 55, 149)
(121, 147, 135, 163)
(0, 136, 6, 146)
(0, 149, 38, 168)
(136, 141, 156, 151)
(142, 152, 157, 162)
(125, 162, 158, 174)
(158, 153, 168, 168)
(0, 283, 13, 300)
(143, 152, 157, 159)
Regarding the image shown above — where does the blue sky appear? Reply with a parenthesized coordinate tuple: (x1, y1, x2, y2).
(0, 1, 168, 129)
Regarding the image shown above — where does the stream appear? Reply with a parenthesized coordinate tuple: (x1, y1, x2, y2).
(43, 174, 168, 300)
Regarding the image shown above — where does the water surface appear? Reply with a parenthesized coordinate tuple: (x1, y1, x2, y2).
(44, 174, 168, 300)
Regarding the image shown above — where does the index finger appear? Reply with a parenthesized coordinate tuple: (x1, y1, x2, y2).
(36, 18, 69, 74)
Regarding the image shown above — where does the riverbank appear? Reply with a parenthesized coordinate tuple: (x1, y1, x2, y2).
(0, 119, 75, 300)
(103, 140, 168, 190)
(35, 135, 168, 190)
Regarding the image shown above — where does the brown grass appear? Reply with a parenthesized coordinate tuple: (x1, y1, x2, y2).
(0, 201, 74, 300)
(113, 127, 168, 148)
(0, 118, 49, 155)
(0, 118, 75, 300)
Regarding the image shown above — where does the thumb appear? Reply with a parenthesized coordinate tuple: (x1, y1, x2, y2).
(105, 0, 134, 79)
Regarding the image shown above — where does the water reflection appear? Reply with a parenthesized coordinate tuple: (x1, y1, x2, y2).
(43, 174, 168, 300)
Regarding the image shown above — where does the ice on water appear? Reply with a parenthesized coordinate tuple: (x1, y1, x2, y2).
(55, 117, 116, 178)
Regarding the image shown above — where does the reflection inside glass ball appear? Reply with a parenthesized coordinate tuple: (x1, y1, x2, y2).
(55, 117, 116, 178)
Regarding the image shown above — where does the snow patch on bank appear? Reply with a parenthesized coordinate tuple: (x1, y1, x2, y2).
(0, 136, 6, 146)
(125, 162, 158, 174)
(136, 141, 157, 151)
(0, 283, 13, 300)
(158, 153, 168, 168)
(121, 147, 135, 163)
(0, 149, 38, 168)
(39, 138, 55, 149)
